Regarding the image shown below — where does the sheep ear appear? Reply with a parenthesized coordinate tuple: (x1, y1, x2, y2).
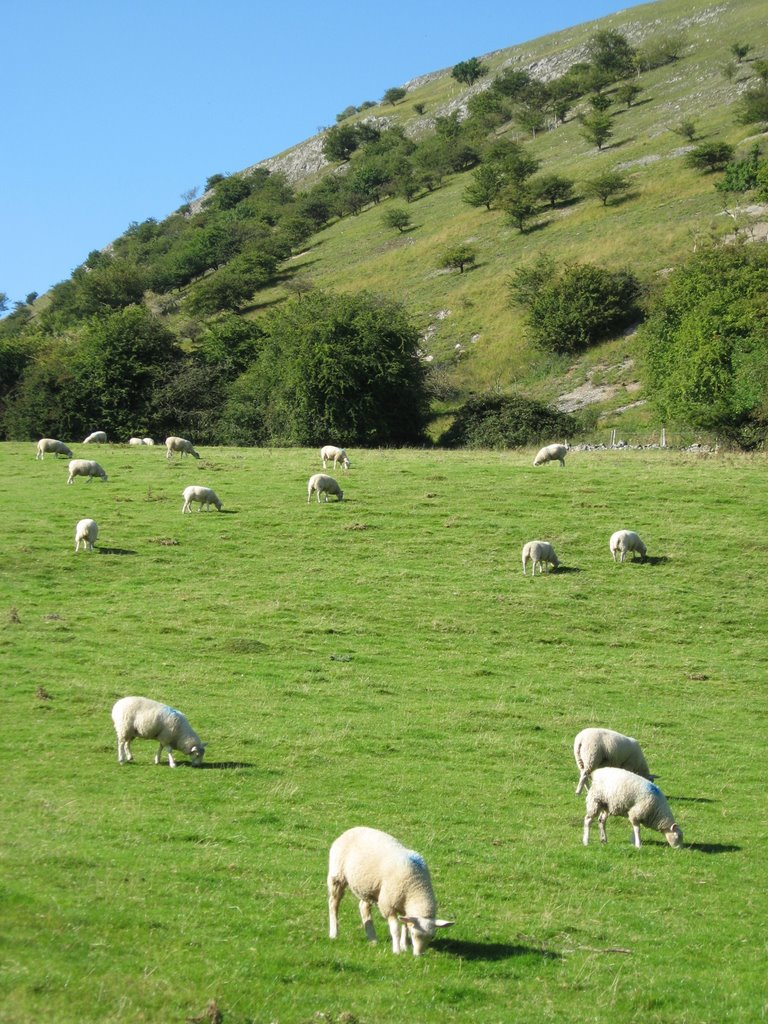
(435, 919, 455, 928)
(398, 915, 418, 925)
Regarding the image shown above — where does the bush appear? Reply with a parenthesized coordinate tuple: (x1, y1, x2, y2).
(439, 393, 576, 449)
(509, 257, 642, 354)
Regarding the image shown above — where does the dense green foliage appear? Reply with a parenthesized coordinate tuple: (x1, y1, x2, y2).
(643, 244, 768, 446)
(509, 257, 642, 354)
(439, 393, 576, 448)
(2, 444, 767, 1023)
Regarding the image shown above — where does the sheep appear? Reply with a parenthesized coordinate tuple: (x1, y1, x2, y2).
(327, 826, 454, 955)
(308, 473, 343, 503)
(533, 442, 568, 468)
(610, 530, 647, 563)
(36, 438, 73, 460)
(67, 459, 108, 484)
(111, 695, 207, 767)
(573, 727, 654, 795)
(142, 438, 155, 446)
(74, 518, 98, 552)
(165, 436, 200, 460)
(128, 437, 146, 446)
(321, 445, 351, 472)
(583, 767, 683, 848)
(83, 431, 107, 444)
(182, 485, 222, 513)
(522, 540, 559, 575)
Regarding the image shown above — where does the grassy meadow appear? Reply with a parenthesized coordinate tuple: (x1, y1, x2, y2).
(1, 441, 767, 1024)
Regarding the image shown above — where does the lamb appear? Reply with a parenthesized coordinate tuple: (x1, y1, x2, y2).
(308, 473, 344, 503)
(67, 459, 108, 484)
(74, 518, 98, 552)
(111, 695, 207, 767)
(182, 485, 222, 513)
(573, 727, 654, 795)
(165, 436, 200, 460)
(83, 431, 107, 444)
(36, 438, 73, 460)
(522, 540, 559, 575)
(327, 826, 454, 955)
(583, 767, 683, 848)
(142, 438, 155, 446)
(533, 442, 568, 467)
(610, 530, 647, 563)
(128, 437, 146, 446)
(321, 445, 351, 471)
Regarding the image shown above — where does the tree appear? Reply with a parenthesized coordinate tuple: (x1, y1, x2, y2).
(439, 393, 576, 449)
(672, 119, 698, 141)
(643, 244, 768, 446)
(381, 206, 412, 233)
(730, 42, 752, 63)
(684, 143, 736, 173)
(0, 292, 8, 313)
(322, 123, 361, 162)
(589, 91, 613, 113)
(531, 173, 575, 207)
(226, 291, 429, 446)
(452, 58, 485, 86)
(587, 30, 636, 80)
(736, 82, 768, 126)
(635, 31, 687, 70)
(615, 82, 643, 107)
(579, 111, 613, 150)
(509, 256, 641, 354)
(438, 244, 477, 274)
(583, 170, 631, 205)
(462, 165, 504, 210)
(499, 184, 538, 232)
(413, 102, 426, 114)
(382, 86, 407, 106)
(715, 144, 764, 193)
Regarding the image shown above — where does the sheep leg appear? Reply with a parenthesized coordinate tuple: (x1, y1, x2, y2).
(629, 819, 642, 847)
(386, 914, 402, 953)
(598, 811, 609, 843)
(575, 770, 589, 795)
(359, 901, 378, 943)
(582, 813, 593, 845)
(327, 876, 345, 938)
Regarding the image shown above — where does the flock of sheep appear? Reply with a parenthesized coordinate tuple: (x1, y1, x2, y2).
(36, 431, 681, 956)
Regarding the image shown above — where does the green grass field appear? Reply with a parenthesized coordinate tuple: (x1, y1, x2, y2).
(2, 442, 766, 1023)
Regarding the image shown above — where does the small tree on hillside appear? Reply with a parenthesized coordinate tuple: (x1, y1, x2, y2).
(499, 184, 538, 232)
(439, 244, 477, 274)
(736, 82, 768, 125)
(672, 119, 698, 141)
(452, 57, 486, 86)
(580, 111, 614, 150)
(381, 207, 412, 233)
(531, 173, 575, 207)
(589, 91, 613, 113)
(462, 165, 504, 211)
(730, 42, 752, 63)
(615, 82, 643, 107)
(685, 142, 735, 173)
(382, 86, 407, 106)
(583, 170, 631, 206)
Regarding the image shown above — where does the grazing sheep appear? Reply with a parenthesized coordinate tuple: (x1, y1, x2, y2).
(165, 436, 200, 460)
(583, 767, 683, 848)
(111, 696, 206, 767)
(74, 518, 98, 552)
(67, 459, 108, 484)
(182, 485, 222, 513)
(574, 727, 654, 795)
(533, 442, 568, 468)
(610, 530, 647, 563)
(328, 826, 453, 955)
(321, 445, 351, 472)
(128, 437, 146, 446)
(308, 473, 344, 503)
(522, 540, 559, 575)
(142, 438, 155, 446)
(36, 438, 73, 460)
(83, 431, 107, 444)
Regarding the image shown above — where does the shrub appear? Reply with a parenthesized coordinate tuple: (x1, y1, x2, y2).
(439, 393, 576, 449)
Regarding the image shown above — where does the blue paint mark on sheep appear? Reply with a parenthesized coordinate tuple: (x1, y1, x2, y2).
(408, 852, 426, 870)
(647, 781, 661, 796)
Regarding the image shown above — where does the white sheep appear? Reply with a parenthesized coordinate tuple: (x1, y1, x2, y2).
(610, 530, 647, 563)
(583, 767, 683, 848)
(522, 540, 559, 575)
(83, 431, 107, 444)
(165, 436, 200, 460)
(67, 459, 108, 484)
(142, 438, 155, 446)
(36, 438, 73, 460)
(128, 437, 146, 446)
(533, 442, 568, 467)
(308, 473, 344, 503)
(74, 518, 99, 552)
(328, 826, 454, 955)
(182, 485, 222, 513)
(321, 445, 351, 472)
(111, 696, 207, 767)
(573, 727, 654, 795)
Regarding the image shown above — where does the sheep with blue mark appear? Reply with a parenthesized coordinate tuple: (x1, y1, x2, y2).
(583, 767, 682, 848)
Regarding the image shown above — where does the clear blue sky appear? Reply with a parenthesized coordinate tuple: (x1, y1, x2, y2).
(1, 0, 639, 306)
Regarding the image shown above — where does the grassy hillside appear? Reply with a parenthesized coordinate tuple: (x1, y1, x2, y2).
(246, 0, 768, 428)
(2, 440, 767, 1022)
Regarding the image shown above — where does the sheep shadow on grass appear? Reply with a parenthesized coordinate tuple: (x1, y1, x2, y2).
(552, 565, 582, 574)
(97, 548, 137, 556)
(686, 842, 741, 854)
(437, 938, 561, 962)
(642, 555, 669, 566)
(199, 761, 257, 770)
